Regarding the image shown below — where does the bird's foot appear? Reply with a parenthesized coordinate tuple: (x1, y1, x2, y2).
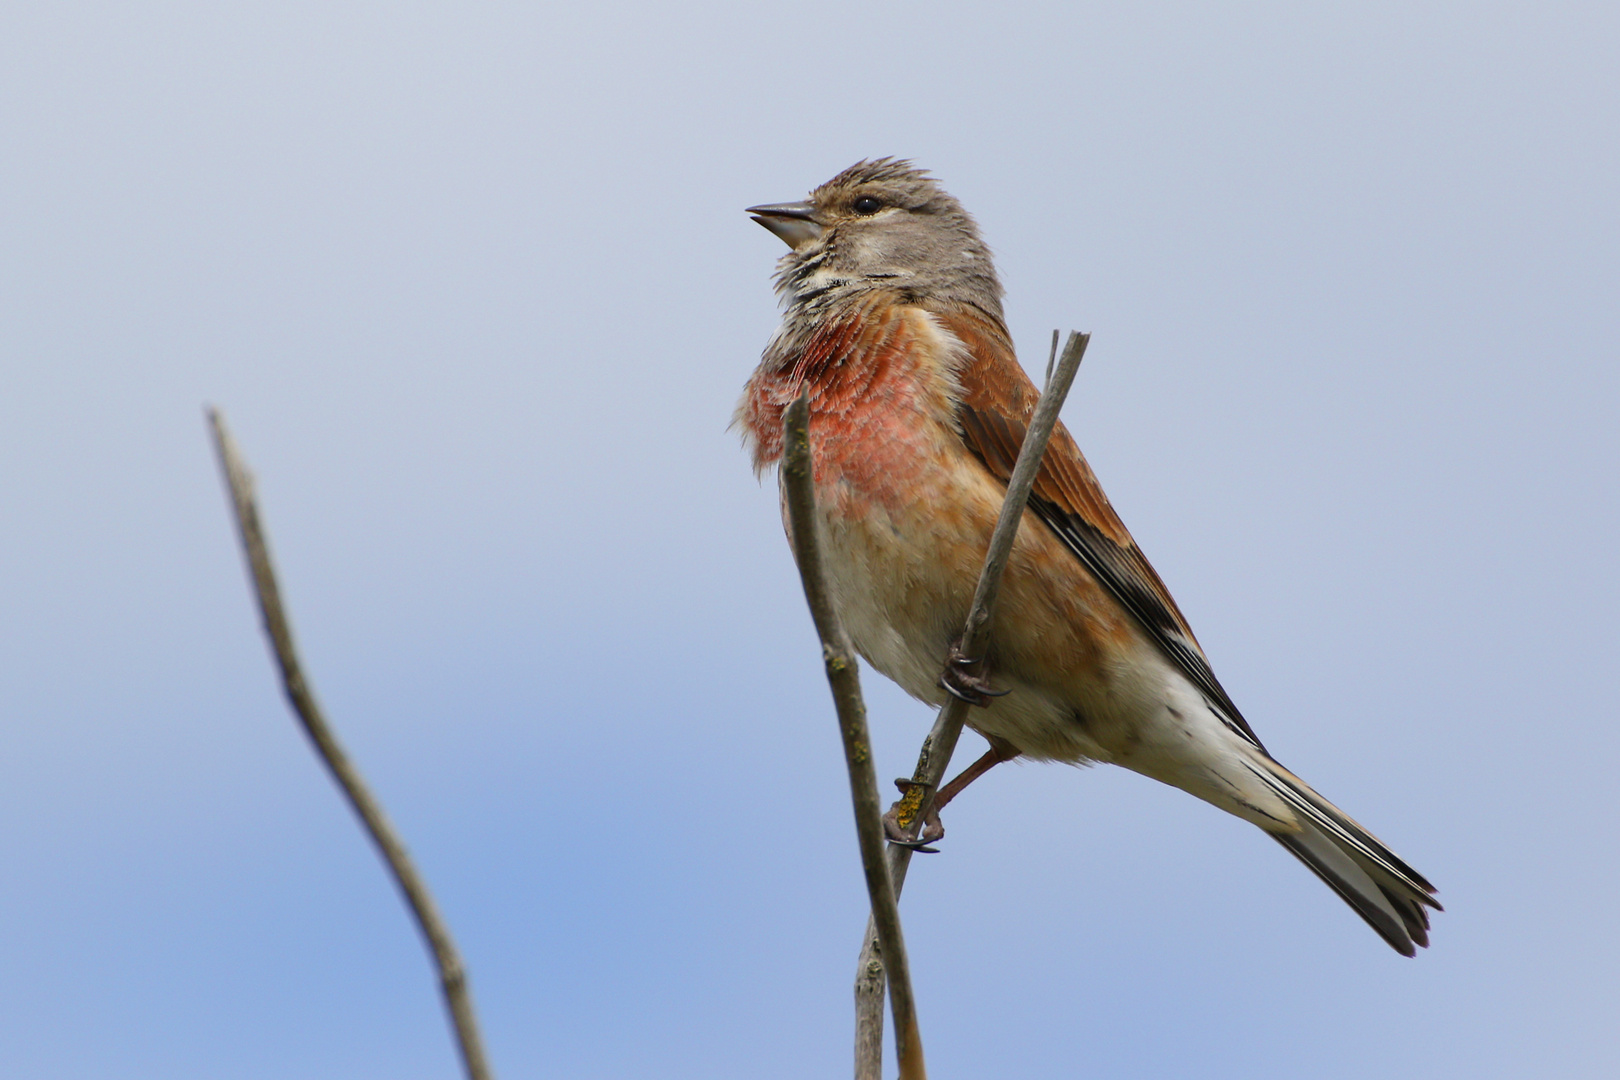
(882, 778, 944, 852)
(939, 641, 1009, 706)
(879, 738, 1021, 854)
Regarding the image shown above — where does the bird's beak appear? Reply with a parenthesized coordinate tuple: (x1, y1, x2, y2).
(747, 201, 824, 251)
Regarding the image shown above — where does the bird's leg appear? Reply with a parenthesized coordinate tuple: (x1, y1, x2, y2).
(939, 638, 1010, 706)
(882, 736, 1021, 851)
(934, 735, 1021, 813)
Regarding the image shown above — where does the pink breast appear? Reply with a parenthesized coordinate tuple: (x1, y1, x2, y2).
(742, 309, 949, 513)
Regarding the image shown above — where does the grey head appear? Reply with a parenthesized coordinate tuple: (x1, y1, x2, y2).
(747, 158, 1004, 321)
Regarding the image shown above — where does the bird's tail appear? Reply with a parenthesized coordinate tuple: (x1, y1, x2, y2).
(1244, 757, 1440, 956)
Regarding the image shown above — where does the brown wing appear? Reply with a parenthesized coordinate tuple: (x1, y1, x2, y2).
(936, 306, 1266, 752)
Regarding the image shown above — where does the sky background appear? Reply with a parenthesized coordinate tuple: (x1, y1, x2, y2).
(3, 2, 1617, 1077)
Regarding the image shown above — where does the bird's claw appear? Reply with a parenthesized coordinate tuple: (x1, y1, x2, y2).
(887, 837, 942, 853)
(939, 643, 1009, 707)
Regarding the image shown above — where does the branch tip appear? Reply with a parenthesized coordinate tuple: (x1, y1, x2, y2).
(206, 409, 495, 1080)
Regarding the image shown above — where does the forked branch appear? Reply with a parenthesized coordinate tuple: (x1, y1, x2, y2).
(207, 409, 494, 1080)
(781, 393, 927, 1080)
(854, 331, 1090, 1080)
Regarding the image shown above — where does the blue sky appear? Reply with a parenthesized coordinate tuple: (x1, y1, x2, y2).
(2, 2, 1617, 1076)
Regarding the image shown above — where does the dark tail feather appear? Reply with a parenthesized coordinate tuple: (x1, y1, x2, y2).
(1270, 828, 1423, 955)
(1247, 761, 1440, 956)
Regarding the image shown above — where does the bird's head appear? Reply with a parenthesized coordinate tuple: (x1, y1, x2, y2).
(748, 158, 1002, 316)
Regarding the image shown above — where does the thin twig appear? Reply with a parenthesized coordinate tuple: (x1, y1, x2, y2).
(854, 331, 1090, 1080)
(781, 393, 927, 1080)
(207, 408, 494, 1080)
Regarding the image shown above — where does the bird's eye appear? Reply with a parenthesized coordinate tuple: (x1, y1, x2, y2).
(852, 195, 883, 215)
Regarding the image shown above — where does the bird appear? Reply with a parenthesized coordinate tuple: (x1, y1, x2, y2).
(735, 158, 1439, 956)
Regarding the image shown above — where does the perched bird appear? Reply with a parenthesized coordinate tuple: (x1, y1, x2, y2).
(736, 158, 1439, 956)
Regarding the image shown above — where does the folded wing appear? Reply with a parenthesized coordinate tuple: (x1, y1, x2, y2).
(936, 306, 1265, 751)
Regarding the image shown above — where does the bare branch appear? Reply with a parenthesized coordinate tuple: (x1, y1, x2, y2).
(206, 409, 495, 1080)
(855, 331, 1090, 1079)
(957, 330, 1091, 657)
(781, 393, 927, 1080)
